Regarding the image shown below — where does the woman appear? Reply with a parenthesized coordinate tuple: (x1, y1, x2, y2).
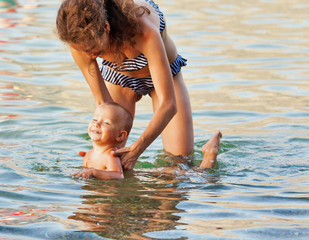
(56, 0, 194, 170)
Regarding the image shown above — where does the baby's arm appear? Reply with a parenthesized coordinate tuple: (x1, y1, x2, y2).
(94, 154, 124, 179)
(73, 151, 124, 180)
(73, 168, 124, 179)
(90, 168, 124, 179)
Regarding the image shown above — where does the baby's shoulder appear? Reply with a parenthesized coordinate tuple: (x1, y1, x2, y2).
(83, 149, 109, 169)
(84, 149, 95, 159)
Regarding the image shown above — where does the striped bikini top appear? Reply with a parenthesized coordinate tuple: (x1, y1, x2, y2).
(102, 0, 165, 72)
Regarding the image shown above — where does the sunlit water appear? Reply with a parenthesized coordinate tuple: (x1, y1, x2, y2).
(1, 0, 309, 239)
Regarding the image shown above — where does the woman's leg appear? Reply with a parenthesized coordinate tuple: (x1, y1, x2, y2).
(150, 71, 194, 156)
(199, 131, 222, 169)
(105, 81, 139, 118)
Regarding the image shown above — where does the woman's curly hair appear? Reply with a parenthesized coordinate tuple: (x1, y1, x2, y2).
(56, 0, 150, 57)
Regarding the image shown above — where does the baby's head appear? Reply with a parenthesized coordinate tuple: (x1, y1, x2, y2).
(88, 102, 133, 147)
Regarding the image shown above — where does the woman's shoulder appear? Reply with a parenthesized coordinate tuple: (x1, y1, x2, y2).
(134, 1, 161, 33)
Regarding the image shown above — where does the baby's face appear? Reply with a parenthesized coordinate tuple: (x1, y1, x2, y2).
(88, 105, 123, 144)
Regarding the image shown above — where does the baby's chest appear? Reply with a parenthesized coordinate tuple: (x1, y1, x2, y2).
(85, 158, 108, 170)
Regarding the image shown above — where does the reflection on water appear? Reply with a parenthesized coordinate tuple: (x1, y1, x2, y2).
(0, 0, 309, 239)
(69, 174, 185, 239)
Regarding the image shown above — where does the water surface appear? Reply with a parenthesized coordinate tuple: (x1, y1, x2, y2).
(0, 0, 309, 239)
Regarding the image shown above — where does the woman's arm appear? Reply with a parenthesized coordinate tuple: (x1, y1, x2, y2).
(114, 18, 177, 170)
(70, 47, 113, 105)
(136, 25, 178, 149)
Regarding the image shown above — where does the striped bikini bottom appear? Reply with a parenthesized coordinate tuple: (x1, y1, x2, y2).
(100, 54, 187, 96)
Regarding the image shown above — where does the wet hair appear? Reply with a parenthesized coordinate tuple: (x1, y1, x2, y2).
(56, 0, 150, 60)
(98, 102, 133, 134)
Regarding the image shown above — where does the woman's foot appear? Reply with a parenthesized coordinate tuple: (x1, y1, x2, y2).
(199, 131, 222, 169)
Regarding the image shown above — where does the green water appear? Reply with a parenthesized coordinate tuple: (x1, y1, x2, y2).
(0, 0, 308, 239)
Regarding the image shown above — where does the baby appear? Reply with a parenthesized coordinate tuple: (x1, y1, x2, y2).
(73, 103, 222, 180)
(73, 102, 133, 180)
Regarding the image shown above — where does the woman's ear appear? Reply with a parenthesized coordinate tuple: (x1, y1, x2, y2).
(104, 21, 110, 33)
(116, 130, 127, 142)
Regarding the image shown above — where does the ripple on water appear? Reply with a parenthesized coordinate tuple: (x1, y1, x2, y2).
(236, 227, 309, 240)
(0, 223, 105, 240)
(1, 0, 309, 239)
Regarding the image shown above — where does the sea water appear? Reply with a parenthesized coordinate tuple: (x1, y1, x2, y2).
(0, 0, 308, 239)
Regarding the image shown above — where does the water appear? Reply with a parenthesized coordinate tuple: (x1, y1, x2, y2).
(0, 0, 308, 239)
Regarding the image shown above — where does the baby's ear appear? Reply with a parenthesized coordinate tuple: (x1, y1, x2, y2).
(116, 130, 128, 142)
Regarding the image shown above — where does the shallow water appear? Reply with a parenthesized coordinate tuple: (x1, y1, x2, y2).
(0, 0, 309, 239)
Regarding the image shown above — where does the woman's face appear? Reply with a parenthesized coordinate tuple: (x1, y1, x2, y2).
(69, 31, 110, 59)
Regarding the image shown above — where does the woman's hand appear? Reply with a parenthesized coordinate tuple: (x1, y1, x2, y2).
(112, 144, 142, 170)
